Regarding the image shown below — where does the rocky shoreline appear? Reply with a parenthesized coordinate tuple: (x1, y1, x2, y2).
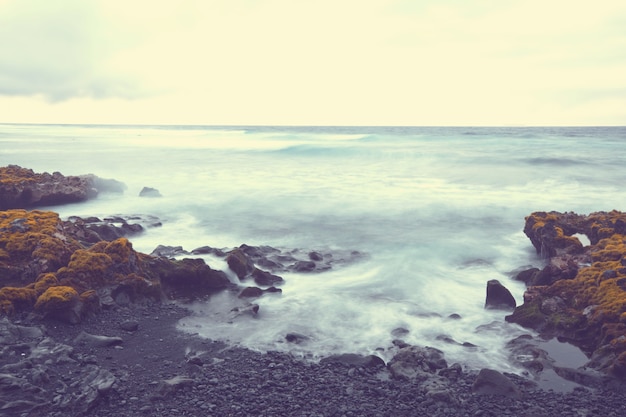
(4, 301, 626, 417)
(2, 166, 626, 416)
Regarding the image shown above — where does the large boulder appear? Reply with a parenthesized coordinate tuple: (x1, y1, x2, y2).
(388, 345, 447, 380)
(484, 279, 516, 310)
(471, 368, 521, 398)
(0, 165, 125, 210)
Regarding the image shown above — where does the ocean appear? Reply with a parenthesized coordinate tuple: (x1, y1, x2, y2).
(2, 124, 625, 374)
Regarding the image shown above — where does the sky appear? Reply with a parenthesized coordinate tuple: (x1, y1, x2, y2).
(0, 0, 625, 126)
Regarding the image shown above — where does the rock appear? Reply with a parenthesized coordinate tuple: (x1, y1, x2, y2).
(285, 332, 310, 344)
(120, 320, 140, 332)
(514, 267, 540, 285)
(151, 245, 189, 258)
(157, 375, 195, 396)
(391, 327, 410, 337)
(74, 331, 123, 347)
(291, 260, 316, 272)
(156, 258, 233, 300)
(230, 303, 259, 317)
(471, 368, 521, 398)
(34, 285, 81, 323)
(238, 286, 264, 298)
(0, 165, 124, 209)
(509, 211, 626, 378)
(251, 268, 284, 286)
(238, 286, 282, 298)
(388, 345, 447, 380)
(226, 248, 255, 279)
(139, 186, 162, 197)
(484, 279, 516, 310)
(320, 353, 385, 368)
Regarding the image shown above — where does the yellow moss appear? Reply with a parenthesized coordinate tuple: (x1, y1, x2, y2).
(0, 210, 74, 269)
(89, 241, 108, 252)
(67, 249, 113, 273)
(0, 286, 37, 315)
(34, 286, 78, 311)
(34, 273, 59, 295)
(0, 165, 38, 185)
(104, 238, 133, 264)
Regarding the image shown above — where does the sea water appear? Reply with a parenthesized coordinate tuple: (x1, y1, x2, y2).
(2, 124, 625, 373)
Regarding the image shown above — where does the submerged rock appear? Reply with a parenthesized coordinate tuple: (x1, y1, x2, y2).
(139, 186, 162, 197)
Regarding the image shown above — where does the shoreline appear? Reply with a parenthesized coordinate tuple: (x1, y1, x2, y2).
(4, 301, 626, 417)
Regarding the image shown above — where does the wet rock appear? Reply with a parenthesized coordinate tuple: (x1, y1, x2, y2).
(291, 260, 317, 272)
(320, 353, 385, 368)
(230, 303, 259, 317)
(0, 165, 125, 210)
(226, 248, 255, 279)
(285, 332, 310, 344)
(391, 327, 410, 337)
(471, 368, 521, 398)
(238, 286, 282, 298)
(190, 246, 227, 256)
(388, 345, 447, 380)
(156, 257, 233, 300)
(251, 268, 284, 286)
(139, 186, 162, 197)
(510, 210, 626, 378)
(484, 279, 516, 310)
(151, 245, 190, 258)
(515, 267, 541, 285)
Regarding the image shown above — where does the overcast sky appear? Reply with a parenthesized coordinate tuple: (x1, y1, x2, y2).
(1, 0, 625, 125)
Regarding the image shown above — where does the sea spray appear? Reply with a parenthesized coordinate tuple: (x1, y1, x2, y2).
(2, 124, 625, 373)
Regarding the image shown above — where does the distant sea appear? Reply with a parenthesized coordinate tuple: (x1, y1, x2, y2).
(2, 124, 625, 373)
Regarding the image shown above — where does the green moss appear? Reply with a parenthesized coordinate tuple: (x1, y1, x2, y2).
(506, 300, 546, 329)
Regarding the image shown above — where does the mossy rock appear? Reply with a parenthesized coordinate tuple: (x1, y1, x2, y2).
(0, 286, 37, 315)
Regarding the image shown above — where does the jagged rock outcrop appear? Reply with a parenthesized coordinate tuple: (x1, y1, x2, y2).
(507, 211, 626, 378)
(0, 209, 231, 322)
(0, 165, 125, 209)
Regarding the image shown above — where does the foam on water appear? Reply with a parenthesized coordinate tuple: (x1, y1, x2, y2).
(2, 124, 626, 374)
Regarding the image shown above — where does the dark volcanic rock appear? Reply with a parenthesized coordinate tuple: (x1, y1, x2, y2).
(471, 368, 521, 398)
(388, 345, 448, 380)
(155, 258, 233, 300)
(250, 267, 284, 286)
(485, 279, 516, 310)
(0, 165, 125, 210)
(508, 210, 626, 379)
(320, 353, 385, 368)
(139, 186, 162, 197)
(226, 248, 256, 279)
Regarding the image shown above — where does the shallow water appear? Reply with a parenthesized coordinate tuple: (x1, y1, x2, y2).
(2, 124, 625, 373)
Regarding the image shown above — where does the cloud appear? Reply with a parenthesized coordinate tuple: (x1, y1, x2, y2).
(0, 0, 146, 101)
(0, 0, 624, 125)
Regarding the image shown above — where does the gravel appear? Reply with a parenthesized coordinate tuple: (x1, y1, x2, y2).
(5, 301, 626, 417)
